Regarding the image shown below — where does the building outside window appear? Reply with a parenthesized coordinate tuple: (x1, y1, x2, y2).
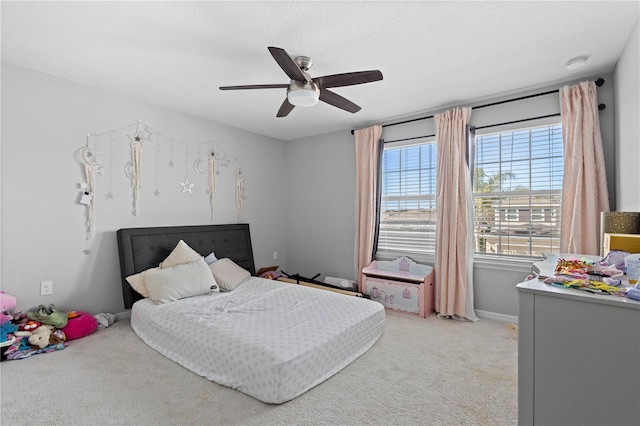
(473, 123, 563, 258)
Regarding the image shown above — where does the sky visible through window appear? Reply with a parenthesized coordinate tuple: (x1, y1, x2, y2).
(474, 124, 563, 193)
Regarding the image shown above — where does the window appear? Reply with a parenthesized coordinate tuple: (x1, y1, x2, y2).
(473, 124, 563, 258)
(504, 208, 520, 222)
(375, 123, 563, 261)
(530, 208, 545, 222)
(377, 138, 437, 256)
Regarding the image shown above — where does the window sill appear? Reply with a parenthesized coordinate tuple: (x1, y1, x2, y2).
(473, 255, 538, 272)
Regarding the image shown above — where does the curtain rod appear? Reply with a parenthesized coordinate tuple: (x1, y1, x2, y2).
(382, 112, 561, 144)
(351, 77, 605, 135)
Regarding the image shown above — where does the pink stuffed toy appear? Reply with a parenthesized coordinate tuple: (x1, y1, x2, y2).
(0, 291, 17, 325)
(61, 311, 98, 340)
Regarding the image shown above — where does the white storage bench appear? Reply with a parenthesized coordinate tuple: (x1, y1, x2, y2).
(361, 257, 434, 318)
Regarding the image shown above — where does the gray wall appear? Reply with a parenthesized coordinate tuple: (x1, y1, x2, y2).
(285, 73, 617, 320)
(284, 130, 357, 279)
(1, 63, 288, 314)
(614, 17, 640, 211)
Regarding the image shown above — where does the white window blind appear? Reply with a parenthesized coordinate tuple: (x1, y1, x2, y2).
(473, 123, 563, 258)
(377, 139, 437, 256)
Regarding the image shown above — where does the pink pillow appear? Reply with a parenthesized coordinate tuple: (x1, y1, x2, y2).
(61, 312, 98, 341)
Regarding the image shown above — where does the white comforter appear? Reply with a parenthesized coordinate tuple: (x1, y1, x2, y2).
(131, 277, 385, 403)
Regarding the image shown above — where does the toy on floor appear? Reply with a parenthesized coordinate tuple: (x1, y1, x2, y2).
(27, 325, 55, 349)
(0, 291, 17, 325)
(19, 320, 41, 332)
(27, 304, 68, 328)
(61, 311, 98, 340)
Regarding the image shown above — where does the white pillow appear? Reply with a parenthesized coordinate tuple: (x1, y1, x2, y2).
(204, 252, 218, 264)
(125, 267, 159, 298)
(145, 257, 219, 304)
(160, 240, 201, 269)
(208, 258, 251, 291)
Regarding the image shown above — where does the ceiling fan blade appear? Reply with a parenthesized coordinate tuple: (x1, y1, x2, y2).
(314, 70, 383, 89)
(219, 84, 289, 90)
(276, 98, 295, 117)
(319, 88, 361, 113)
(268, 46, 307, 82)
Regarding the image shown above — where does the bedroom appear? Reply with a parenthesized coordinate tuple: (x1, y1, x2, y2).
(1, 1, 639, 424)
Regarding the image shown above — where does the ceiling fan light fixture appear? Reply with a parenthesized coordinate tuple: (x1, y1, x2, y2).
(220, 47, 383, 117)
(287, 83, 320, 107)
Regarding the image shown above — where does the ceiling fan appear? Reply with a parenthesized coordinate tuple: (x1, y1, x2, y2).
(219, 47, 383, 117)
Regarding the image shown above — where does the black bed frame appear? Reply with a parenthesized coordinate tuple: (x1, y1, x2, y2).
(116, 224, 256, 309)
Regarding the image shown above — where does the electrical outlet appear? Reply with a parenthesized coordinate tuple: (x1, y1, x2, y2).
(273, 251, 278, 260)
(40, 280, 53, 296)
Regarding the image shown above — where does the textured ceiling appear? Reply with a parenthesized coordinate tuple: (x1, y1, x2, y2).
(2, 1, 638, 141)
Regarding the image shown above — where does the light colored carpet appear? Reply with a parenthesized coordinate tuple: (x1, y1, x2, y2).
(1, 311, 517, 425)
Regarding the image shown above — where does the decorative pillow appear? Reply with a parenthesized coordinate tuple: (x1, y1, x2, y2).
(61, 311, 98, 341)
(208, 258, 251, 291)
(160, 240, 201, 269)
(145, 257, 218, 304)
(125, 267, 159, 298)
(204, 252, 218, 264)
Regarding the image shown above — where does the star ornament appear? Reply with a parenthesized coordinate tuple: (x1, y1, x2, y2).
(128, 132, 145, 144)
(180, 179, 194, 193)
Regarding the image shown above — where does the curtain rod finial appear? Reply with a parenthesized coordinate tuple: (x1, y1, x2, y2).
(595, 77, 605, 87)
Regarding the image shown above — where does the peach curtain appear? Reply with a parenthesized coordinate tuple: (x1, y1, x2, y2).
(354, 125, 383, 290)
(559, 81, 610, 255)
(435, 108, 477, 321)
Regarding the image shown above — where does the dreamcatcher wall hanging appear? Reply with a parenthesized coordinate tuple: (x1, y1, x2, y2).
(193, 139, 245, 221)
(78, 121, 185, 252)
(77, 121, 247, 253)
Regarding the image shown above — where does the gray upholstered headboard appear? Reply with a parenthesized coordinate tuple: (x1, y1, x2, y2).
(117, 224, 255, 309)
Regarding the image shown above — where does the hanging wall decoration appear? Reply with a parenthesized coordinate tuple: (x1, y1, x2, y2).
(78, 139, 104, 254)
(105, 131, 117, 200)
(153, 133, 161, 197)
(181, 144, 194, 193)
(196, 139, 232, 220)
(235, 167, 244, 222)
(79, 120, 248, 253)
(207, 151, 218, 219)
(127, 122, 152, 215)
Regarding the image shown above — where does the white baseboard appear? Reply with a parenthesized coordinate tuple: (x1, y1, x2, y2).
(115, 310, 131, 321)
(476, 309, 518, 325)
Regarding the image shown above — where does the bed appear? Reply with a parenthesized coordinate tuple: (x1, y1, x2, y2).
(117, 224, 385, 404)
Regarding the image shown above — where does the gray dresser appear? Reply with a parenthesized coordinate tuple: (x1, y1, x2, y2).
(517, 254, 640, 425)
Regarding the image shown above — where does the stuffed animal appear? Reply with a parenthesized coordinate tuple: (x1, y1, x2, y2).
(49, 329, 66, 346)
(61, 311, 98, 340)
(0, 291, 17, 325)
(28, 325, 54, 349)
(19, 320, 41, 332)
(1, 321, 18, 344)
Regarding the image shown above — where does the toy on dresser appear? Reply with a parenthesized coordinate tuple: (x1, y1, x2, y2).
(361, 257, 434, 318)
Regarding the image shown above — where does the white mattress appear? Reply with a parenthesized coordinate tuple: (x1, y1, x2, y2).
(131, 277, 385, 404)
